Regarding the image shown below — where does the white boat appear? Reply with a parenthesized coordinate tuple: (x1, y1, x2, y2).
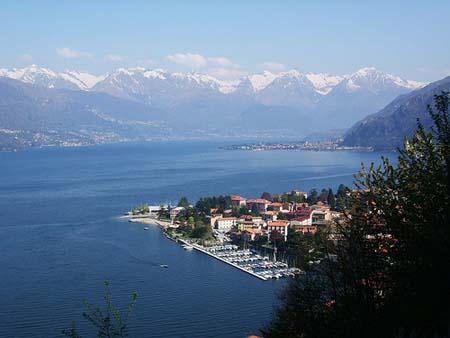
(143, 227, 149, 230)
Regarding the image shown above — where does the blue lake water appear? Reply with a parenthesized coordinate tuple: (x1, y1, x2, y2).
(0, 141, 395, 338)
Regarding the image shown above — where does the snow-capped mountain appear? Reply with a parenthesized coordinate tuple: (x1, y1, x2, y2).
(233, 70, 342, 95)
(337, 67, 424, 93)
(0, 65, 424, 99)
(316, 67, 426, 128)
(253, 70, 322, 107)
(305, 73, 345, 95)
(0, 65, 103, 90)
(0, 64, 427, 131)
(60, 71, 104, 90)
(91, 67, 232, 107)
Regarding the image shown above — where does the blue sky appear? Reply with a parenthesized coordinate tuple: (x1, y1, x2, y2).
(1, 0, 449, 81)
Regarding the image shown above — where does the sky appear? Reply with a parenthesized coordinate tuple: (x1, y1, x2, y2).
(1, 0, 449, 81)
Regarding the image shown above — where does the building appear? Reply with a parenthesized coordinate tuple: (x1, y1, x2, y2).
(267, 220, 290, 241)
(215, 217, 237, 232)
(243, 228, 263, 241)
(231, 195, 246, 208)
(269, 202, 283, 212)
(294, 225, 318, 234)
(262, 210, 278, 222)
(290, 213, 313, 227)
(210, 213, 223, 227)
(170, 206, 184, 220)
(311, 209, 331, 226)
(246, 198, 271, 212)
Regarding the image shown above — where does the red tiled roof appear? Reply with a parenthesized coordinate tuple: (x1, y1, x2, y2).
(247, 198, 270, 204)
(268, 220, 290, 227)
(231, 195, 246, 201)
(292, 214, 312, 222)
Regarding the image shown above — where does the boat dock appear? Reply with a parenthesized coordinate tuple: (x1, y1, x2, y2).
(178, 238, 268, 280)
(176, 238, 301, 281)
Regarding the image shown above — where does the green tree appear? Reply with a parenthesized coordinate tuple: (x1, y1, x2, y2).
(187, 216, 195, 226)
(264, 93, 450, 337)
(327, 188, 336, 209)
(306, 189, 318, 204)
(261, 191, 273, 201)
(177, 196, 190, 208)
(62, 281, 138, 338)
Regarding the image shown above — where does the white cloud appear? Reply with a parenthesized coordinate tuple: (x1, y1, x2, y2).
(137, 59, 155, 67)
(106, 54, 125, 62)
(207, 56, 233, 67)
(166, 52, 244, 79)
(209, 67, 247, 80)
(261, 62, 286, 72)
(56, 47, 93, 59)
(167, 53, 208, 68)
(19, 54, 33, 63)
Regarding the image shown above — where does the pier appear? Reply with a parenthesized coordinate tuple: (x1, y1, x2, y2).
(176, 238, 301, 281)
(178, 238, 268, 281)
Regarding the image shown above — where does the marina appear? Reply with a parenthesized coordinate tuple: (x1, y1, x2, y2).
(177, 239, 301, 281)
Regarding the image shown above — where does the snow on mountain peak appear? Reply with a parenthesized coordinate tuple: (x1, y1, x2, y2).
(0, 65, 102, 90)
(0, 65, 426, 95)
(306, 72, 344, 94)
(61, 71, 104, 89)
(0, 65, 57, 83)
(248, 71, 276, 91)
(344, 67, 426, 91)
(143, 69, 167, 80)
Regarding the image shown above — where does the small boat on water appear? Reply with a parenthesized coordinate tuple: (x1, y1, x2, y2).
(160, 264, 169, 268)
(143, 227, 149, 230)
(182, 244, 194, 250)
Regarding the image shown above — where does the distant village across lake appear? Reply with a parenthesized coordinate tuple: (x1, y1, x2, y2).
(222, 141, 373, 152)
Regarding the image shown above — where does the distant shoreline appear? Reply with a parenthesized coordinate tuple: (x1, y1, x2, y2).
(221, 142, 374, 152)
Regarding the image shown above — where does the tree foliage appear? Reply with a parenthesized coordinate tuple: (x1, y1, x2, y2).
(63, 281, 138, 338)
(263, 93, 450, 338)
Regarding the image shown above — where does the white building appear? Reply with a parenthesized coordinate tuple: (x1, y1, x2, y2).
(267, 220, 290, 241)
(215, 217, 237, 232)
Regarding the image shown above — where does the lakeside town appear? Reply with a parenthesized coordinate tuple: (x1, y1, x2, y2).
(222, 140, 373, 152)
(127, 186, 350, 280)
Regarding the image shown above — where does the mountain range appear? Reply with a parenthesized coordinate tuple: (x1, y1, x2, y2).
(342, 76, 450, 149)
(0, 64, 428, 150)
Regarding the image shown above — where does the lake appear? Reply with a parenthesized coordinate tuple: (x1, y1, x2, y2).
(0, 141, 394, 338)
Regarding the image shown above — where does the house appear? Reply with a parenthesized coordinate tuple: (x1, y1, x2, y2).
(262, 210, 278, 222)
(243, 228, 263, 241)
(288, 206, 312, 220)
(293, 202, 309, 211)
(210, 214, 223, 227)
(269, 202, 283, 212)
(267, 220, 290, 241)
(290, 212, 313, 227)
(311, 209, 331, 226)
(281, 202, 293, 213)
(237, 220, 255, 231)
(237, 216, 265, 230)
(246, 198, 271, 212)
(223, 209, 233, 216)
(292, 190, 308, 199)
(215, 217, 237, 232)
(170, 206, 184, 220)
(231, 195, 246, 207)
(294, 225, 318, 234)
